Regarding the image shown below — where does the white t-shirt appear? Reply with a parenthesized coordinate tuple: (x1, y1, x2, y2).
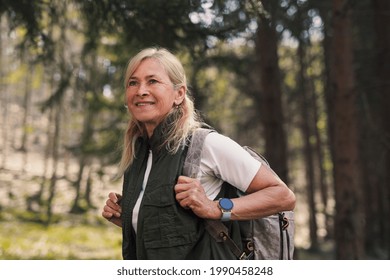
(132, 132, 262, 232)
(197, 132, 262, 200)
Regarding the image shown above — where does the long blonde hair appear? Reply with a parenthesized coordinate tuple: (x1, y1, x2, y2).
(117, 47, 202, 177)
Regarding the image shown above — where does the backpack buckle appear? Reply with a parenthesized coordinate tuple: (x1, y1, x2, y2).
(279, 212, 289, 230)
(239, 251, 254, 260)
(239, 252, 247, 260)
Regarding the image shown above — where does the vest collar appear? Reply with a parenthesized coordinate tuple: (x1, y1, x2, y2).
(140, 114, 176, 154)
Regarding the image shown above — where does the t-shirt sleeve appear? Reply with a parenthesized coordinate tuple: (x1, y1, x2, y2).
(200, 132, 262, 192)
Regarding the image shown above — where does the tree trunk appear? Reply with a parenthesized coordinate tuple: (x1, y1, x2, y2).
(19, 60, 34, 173)
(70, 49, 97, 213)
(20, 61, 33, 152)
(46, 99, 62, 225)
(0, 16, 10, 170)
(85, 167, 95, 209)
(297, 40, 319, 250)
(329, 0, 365, 259)
(371, 0, 390, 259)
(310, 78, 331, 239)
(38, 78, 56, 208)
(255, 1, 288, 183)
(317, 0, 335, 241)
(0, 77, 10, 170)
(70, 156, 87, 213)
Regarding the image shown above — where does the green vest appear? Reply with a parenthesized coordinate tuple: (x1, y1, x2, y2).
(121, 121, 241, 260)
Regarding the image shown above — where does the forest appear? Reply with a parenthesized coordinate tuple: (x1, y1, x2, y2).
(0, 0, 389, 260)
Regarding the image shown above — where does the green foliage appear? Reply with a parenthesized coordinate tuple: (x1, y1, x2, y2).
(0, 213, 122, 260)
(2, 0, 387, 259)
(197, 65, 254, 136)
(4, 62, 27, 85)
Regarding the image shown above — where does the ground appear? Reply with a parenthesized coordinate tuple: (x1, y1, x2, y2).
(0, 149, 334, 260)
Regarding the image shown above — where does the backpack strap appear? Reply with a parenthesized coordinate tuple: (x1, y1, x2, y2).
(183, 127, 250, 260)
(204, 219, 249, 260)
(183, 128, 213, 178)
(278, 212, 292, 260)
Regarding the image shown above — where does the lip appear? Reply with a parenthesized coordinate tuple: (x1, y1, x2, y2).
(135, 101, 155, 106)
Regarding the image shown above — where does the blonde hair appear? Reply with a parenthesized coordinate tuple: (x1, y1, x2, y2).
(117, 47, 202, 177)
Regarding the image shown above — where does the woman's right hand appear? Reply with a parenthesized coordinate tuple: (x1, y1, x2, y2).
(102, 192, 123, 228)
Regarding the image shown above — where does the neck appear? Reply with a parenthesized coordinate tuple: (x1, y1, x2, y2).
(145, 124, 155, 139)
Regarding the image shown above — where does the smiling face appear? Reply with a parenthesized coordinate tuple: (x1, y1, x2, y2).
(126, 58, 185, 137)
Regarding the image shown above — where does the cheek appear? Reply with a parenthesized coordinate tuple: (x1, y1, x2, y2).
(156, 89, 175, 106)
(162, 95, 176, 109)
(125, 90, 133, 104)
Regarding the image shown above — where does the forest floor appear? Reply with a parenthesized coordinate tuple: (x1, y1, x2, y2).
(0, 149, 335, 260)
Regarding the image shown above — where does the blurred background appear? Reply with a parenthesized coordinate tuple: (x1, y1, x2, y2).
(0, 0, 389, 260)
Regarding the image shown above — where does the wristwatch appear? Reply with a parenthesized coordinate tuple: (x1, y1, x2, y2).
(218, 198, 234, 221)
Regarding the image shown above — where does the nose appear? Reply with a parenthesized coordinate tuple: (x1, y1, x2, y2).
(136, 83, 149, 97)
(137, 92, 148, 97)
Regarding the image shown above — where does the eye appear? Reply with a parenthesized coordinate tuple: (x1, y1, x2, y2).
(127, 80, 138, 87)
(148, 79, 158, 85)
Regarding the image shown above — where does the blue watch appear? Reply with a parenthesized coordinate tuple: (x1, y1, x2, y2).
(218, 198, 234, 221)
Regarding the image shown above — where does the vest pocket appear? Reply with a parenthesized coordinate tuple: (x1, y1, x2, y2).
(141, 183, 199, 254)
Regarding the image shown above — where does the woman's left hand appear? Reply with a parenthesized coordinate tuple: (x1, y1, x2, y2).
(174, 176, 220, 219)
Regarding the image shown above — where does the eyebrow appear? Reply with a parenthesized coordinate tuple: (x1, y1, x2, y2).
(129, 74, 160, 80)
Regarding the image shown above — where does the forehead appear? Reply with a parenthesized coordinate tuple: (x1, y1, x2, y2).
(130, 58, 169, 79)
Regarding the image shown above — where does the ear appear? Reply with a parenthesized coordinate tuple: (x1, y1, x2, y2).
(174, 85, 186, 106)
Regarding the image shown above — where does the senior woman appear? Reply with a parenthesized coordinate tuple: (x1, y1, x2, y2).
(101, 47, 296, 260)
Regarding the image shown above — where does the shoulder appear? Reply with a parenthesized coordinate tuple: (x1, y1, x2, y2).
(201, 131, 262, 191)
(202, 131, 258, 165)
(203, 131, 247, 156)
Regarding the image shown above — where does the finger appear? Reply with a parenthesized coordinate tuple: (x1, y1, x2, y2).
(174, 182, 189, 194)
(176, 196, 191, 210)
(102, 211, 122, 227)
(103, 205, 115, 215)
(106, 198, 121, 212)
(103, 204, 121, 217)
(108, 192, 122, 203)
(102, 210, 114, 220)
(176, 188, 201, 205)
(175, 190, 188, 202)
(177, 175, 194, 184)
(175, 177, 199, 194)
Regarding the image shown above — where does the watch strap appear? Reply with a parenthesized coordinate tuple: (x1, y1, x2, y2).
(221, 211, 231, 222)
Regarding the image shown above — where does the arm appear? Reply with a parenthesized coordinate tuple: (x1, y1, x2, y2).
(229, 163, 295, 220)
(175, 132, 295, 220)
(175, 164, 295, 221)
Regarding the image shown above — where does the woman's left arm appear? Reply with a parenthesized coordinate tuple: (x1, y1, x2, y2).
(175, 165, 295, 221)
(229, 164, 296, 220)
(175, 132, 295, 220)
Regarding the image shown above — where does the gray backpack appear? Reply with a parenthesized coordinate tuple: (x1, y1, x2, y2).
(183, 128, 295, 260)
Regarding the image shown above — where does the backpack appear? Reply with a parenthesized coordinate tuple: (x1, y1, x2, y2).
(183, 128, 295, 260)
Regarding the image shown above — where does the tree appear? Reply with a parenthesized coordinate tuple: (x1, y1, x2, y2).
(255, 0, 289, 183)
(371, 0, 390, 259)
(329, 0, 365, 259)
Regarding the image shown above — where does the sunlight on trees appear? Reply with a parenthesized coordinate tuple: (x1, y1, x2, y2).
(0, 0, 389, 260)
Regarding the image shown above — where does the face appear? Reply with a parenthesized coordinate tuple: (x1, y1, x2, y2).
(126, 58, 185, 137)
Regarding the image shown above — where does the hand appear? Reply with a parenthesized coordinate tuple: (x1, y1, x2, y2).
(102, 192, 122, 227)
(174, 176, 220, 219)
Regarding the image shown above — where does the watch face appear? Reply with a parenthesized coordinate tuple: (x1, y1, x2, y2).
(219, 198, 234, 211)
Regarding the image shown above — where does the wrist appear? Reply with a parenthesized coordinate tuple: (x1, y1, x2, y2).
(212, 201, 222, 219)
(217, 198, 234, 221)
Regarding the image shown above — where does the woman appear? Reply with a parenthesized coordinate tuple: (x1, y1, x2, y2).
(101, 47, 296, 260)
